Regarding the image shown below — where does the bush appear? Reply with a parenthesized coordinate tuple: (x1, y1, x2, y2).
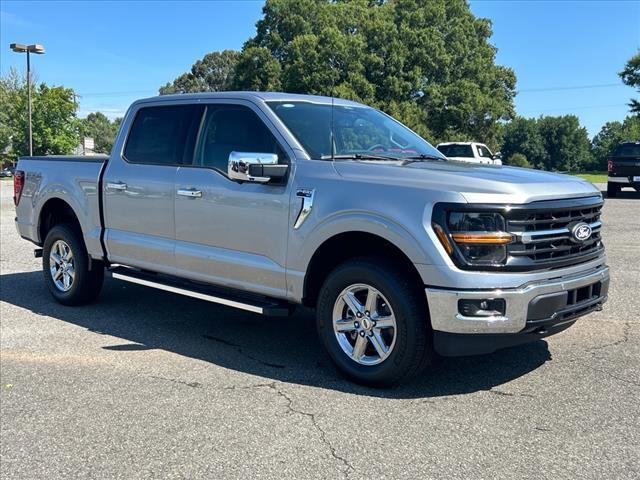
(506, 153, 531, 168)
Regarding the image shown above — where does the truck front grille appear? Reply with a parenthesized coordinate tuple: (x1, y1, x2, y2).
(505, 196, 604, 270)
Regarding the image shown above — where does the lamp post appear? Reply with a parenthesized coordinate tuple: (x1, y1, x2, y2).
(10, 43, 45, 156)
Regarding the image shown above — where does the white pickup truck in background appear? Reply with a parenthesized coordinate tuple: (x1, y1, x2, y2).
(437, 142, 502, 165)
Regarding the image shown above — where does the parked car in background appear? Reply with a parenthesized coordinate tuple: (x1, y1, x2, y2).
(0, 166, 15, 177)
(14, 92, 608, 386)
(607, 141, 640, 197)
(436, 142, 502, 165)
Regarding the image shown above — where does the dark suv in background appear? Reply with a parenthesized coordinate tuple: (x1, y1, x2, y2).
(607, 141, 640, 197)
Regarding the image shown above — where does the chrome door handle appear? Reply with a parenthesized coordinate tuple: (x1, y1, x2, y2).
(177, 188, 202, 198)
(106, 182, 127, 191)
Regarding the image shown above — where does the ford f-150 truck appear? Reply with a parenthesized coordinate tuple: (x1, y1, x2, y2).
(14, 92, 609, 386)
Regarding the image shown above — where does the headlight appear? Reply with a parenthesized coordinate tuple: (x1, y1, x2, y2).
(432, 209, 513, 267)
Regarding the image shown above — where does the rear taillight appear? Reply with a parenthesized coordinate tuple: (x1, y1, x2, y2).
(607, 159, 614, 173)
(13, 170, 25, 206)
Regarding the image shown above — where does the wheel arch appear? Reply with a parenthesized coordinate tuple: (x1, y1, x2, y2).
(302, 231, 425, 308)
(38, 197, 82, 245)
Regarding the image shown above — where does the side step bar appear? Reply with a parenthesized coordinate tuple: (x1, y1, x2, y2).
(109, 266, 291, 316)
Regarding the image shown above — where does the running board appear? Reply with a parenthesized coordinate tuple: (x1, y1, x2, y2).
(109, 266, 291, 316)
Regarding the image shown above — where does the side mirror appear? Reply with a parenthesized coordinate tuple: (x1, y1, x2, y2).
(493, 152, 503, 160)
(228, 151, 288, 183)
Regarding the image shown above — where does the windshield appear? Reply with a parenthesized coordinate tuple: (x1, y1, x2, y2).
(267, 101, 445, 160)
(437, 144, 474, 158)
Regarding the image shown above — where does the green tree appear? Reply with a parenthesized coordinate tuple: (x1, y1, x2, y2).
(247, 0, 516, 147)
(619, 52, 640, 114)
(161, 0, 516, 147)
(80, 112, 122, 154)
(0, 68, 79, 159)
(537, 115, 593, 172)
(505, 153, 530, 168)
(500, 115, 594, 172)
(159, 50, 240, 94)
(500, 117, 548, 169)
(232, 47, 282, 91)
(0, 78, 12, 155)
(591, 116, 640, 169)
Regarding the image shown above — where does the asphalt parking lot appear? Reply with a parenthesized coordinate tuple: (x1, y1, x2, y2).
(1, 180, 639, 479)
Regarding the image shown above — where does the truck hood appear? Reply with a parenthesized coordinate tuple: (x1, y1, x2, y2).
(333, 159, 601, 204)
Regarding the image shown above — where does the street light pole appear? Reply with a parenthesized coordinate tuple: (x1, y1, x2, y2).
(27, 49, 32, 156)
(10, 43, 45, 157)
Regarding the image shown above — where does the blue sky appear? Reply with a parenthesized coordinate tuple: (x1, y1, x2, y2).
(1, 0, 638, 137)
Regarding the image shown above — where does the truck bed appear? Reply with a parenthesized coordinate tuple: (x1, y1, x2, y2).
(14, 155, 109, 260)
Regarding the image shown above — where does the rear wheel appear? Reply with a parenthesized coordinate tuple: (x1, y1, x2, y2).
(316, 258, 431, 387)
(607, 182, 620, 198)
(42, 224, 104, 305)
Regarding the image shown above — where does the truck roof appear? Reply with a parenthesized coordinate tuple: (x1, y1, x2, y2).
(436, 142, 483, 146)
(133, 91, 366, 108)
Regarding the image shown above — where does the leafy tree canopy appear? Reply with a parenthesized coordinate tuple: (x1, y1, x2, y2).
(505, 153, 530, 168)
(501, 117, 547, 169)
(501, 115, 593, 172)
(619, 52, 640, 114)
(1, 68, 79, 159)
(159, 0, 516, 147)
(79, 112, 122, 154)
(160, 50, 241, 94)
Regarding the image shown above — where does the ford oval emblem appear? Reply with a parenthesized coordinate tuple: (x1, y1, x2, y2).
(571, 222, 592, 243)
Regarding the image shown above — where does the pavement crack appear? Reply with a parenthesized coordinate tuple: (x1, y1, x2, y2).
(586, 322, 632, 354)
(149, 375, 202, 389)
(203, 334, 286, 369)
(221, 382, 277, 391)
(488, 388, 535, 398)
(585, 366, 640, 388)
(202, 334, 241, 348)
(267, 383, 355, 477)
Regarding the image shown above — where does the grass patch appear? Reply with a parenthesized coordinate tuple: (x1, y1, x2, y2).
(573, 172, 608, 183)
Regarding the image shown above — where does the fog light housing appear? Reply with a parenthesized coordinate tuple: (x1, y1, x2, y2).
(458, 299, 506, 317)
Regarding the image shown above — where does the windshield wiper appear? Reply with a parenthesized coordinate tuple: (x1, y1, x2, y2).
(320, 153, 402, 161)
(402, 154, 446, 162)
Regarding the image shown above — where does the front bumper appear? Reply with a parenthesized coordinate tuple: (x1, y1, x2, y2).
(426, 263, 609, 352)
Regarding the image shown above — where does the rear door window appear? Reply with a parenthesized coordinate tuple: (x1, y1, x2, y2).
(124, 105, 203, 165)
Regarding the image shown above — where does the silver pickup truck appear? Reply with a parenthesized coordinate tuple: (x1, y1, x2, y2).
(14, 92, 609, 386)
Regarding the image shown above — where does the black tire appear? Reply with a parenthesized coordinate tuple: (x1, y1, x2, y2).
(316, 257, 431, 387)
(607, 182, 619, 198)
(42, 224, 104, 305)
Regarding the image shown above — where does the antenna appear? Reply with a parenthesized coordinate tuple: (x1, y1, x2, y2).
(330, 56, 336, 161)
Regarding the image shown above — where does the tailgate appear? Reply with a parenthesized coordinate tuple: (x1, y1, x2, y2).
(611, 156, 640, 177)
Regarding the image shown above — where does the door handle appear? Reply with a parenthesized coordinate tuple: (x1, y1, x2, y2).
(177, 188, 203, 198)
(106, 182, 127, 191)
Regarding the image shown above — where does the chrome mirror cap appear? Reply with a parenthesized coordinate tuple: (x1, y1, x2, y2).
(228, 151, 278, 183)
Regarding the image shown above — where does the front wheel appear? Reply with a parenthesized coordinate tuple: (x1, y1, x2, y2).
(316, 258, 431, 387)
(42, 224, 104, 305)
